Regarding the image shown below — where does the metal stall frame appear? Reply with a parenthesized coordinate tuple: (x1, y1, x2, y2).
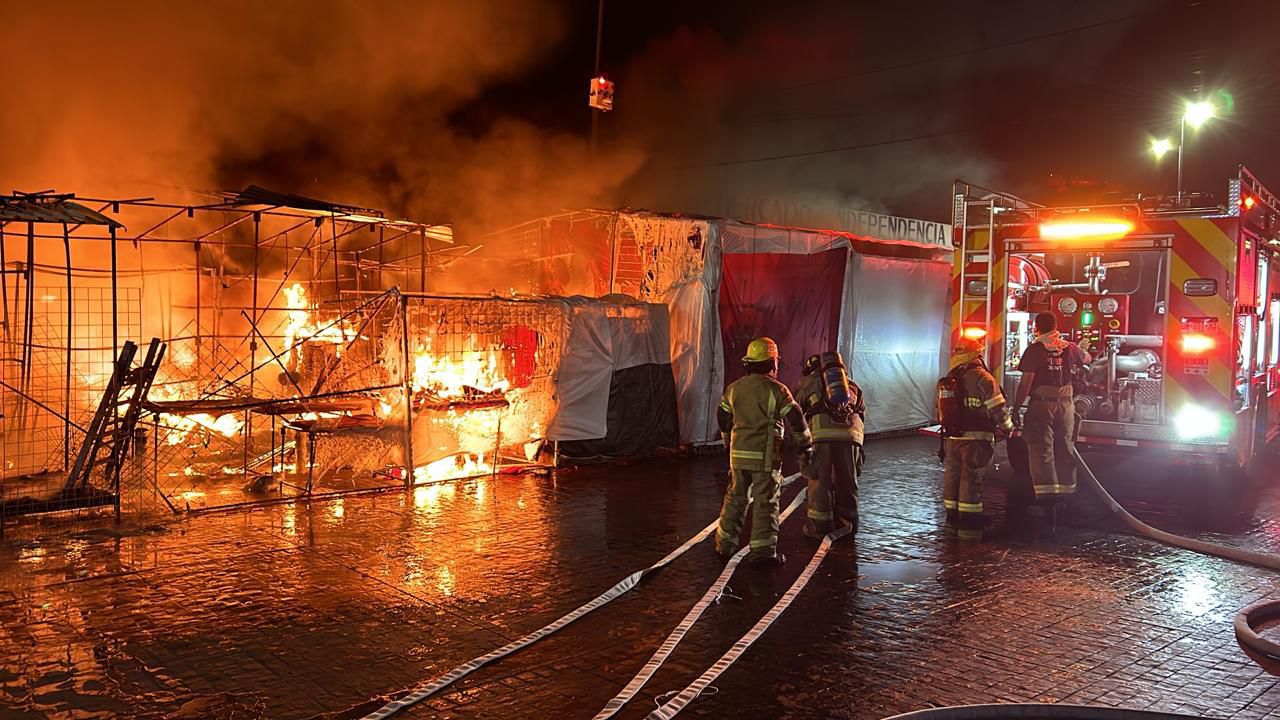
(0, 187, 457, 528)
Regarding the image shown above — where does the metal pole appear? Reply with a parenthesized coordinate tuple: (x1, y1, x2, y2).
(246, 213, 260, 476)
(419, 229, 427, 292)
(1176, 116, 1186, 206)
(0, 222, 9, 354)
(491, 414, 502, 480)
(152, 413, 160, 506)
(22, 223, 34, 402)
(110, 224, 118, 363)
(608, 211, 619, 294)
(400, 294, 415, 488)
(194, 240, 201, 370)
(63, 223, 72, 472)
(984, 199, 995, 368)
(590, 0, 605, 154)
(331, 215, 340, 300)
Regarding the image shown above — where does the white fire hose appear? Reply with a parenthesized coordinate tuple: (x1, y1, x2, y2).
(359, 474, 807, 719)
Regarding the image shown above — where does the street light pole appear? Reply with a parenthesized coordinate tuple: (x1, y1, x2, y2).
(1176, 115, 1186, 206)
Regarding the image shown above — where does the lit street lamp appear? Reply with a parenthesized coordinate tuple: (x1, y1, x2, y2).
(1184, 99, 1215, 129)
(1149, 99, 1218, 205)
(1175, 99, 1216, 205)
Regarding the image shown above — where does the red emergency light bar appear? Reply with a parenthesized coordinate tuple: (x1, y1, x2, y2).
(1039, 220, 1134, 240)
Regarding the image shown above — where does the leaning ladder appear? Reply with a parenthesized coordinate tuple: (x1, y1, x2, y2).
(63, 338, 166, 517)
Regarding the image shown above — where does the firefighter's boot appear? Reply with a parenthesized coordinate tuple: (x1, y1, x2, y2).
(802, 517, 831, 539)
(747, 551, 786, 567)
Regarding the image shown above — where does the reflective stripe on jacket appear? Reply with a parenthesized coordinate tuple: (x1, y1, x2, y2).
(943, 361, 1013, 441)
(720, 374, 808, 470)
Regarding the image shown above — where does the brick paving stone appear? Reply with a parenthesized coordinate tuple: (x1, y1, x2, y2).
(1, 438, 1279, 718)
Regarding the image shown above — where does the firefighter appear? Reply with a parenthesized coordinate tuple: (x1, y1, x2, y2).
(716, 337, 813, 566)
(938, 334, 1013, 526)
(1012, 312, 1092, 511)
(793, 353, 864, 539)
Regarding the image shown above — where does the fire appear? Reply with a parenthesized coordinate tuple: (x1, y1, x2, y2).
(168, 342, 197, 370)
(411, 338, 510, 399)
(162, 412, 243, 446)
(146, 383, 243, 446)
(413, 452, 491, 484)
(281, 283, 356, 362)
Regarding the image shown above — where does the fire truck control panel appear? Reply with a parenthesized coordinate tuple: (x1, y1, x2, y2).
(1051, 293, 1129, 348)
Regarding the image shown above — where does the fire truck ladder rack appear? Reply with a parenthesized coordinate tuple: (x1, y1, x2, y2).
(63, 339, 166, 515)
(951, 180, 1044, 352)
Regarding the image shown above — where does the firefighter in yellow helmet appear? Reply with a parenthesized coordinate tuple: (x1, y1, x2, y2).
(792, 352, 864, 539)
(936, 333, 1013, 528)
(716, 337, 813, 566)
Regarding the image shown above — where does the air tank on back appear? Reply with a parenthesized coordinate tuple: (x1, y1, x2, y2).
(820, 351, 852, 410)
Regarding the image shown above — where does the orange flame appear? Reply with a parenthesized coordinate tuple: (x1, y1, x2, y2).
(413, 452, 492, 483)
(281, 283, 356, 362)
(411, 337, 510, 398)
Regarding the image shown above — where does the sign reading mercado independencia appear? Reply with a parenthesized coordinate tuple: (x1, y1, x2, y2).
(717, 197, 953, 249)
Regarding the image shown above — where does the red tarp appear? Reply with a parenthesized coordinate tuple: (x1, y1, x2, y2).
(718, 248, 848, 391)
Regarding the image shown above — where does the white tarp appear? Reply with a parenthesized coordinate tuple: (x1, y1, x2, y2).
(849, 256, 950, 433)
(546, 297, 672, 442)
(698, 221, 950, 438)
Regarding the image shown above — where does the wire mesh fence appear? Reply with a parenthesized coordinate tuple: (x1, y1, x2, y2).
(0, 286, 142, 523)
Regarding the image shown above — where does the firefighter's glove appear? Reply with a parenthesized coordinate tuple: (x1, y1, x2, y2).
(799, 445, 815, 468)
(996, 426, 1012, 442)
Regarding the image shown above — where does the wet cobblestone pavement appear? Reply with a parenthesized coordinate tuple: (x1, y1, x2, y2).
(2, 436, 1279, 719)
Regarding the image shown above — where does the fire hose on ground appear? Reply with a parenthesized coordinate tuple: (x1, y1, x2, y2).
(355, 441, 1278, 719)
(1064, 442, 1280, 665)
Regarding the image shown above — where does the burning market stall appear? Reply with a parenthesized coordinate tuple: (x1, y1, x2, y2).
(0, 187, 465, 524)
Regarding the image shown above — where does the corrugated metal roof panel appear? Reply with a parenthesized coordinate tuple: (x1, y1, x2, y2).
(0, 198, 124, 228)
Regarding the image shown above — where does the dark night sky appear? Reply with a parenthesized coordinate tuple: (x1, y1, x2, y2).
(459, 0, 1280, 222)
(4, 1, 1279, 230)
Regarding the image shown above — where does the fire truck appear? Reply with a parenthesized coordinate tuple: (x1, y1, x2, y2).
(949, 166, 1280, 505)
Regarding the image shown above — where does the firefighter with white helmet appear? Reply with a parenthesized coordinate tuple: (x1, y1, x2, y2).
(936, 333, 1014, 527)
(1012, 311, 1092, 519)
(716, 337, 813, 566)
(793, 351, 864, 539)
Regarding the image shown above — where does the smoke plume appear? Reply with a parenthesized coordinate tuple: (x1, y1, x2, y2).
(0, 0, 644, 236)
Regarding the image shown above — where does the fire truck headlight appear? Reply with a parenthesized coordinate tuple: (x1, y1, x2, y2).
(1173, 404, 1224, 441)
